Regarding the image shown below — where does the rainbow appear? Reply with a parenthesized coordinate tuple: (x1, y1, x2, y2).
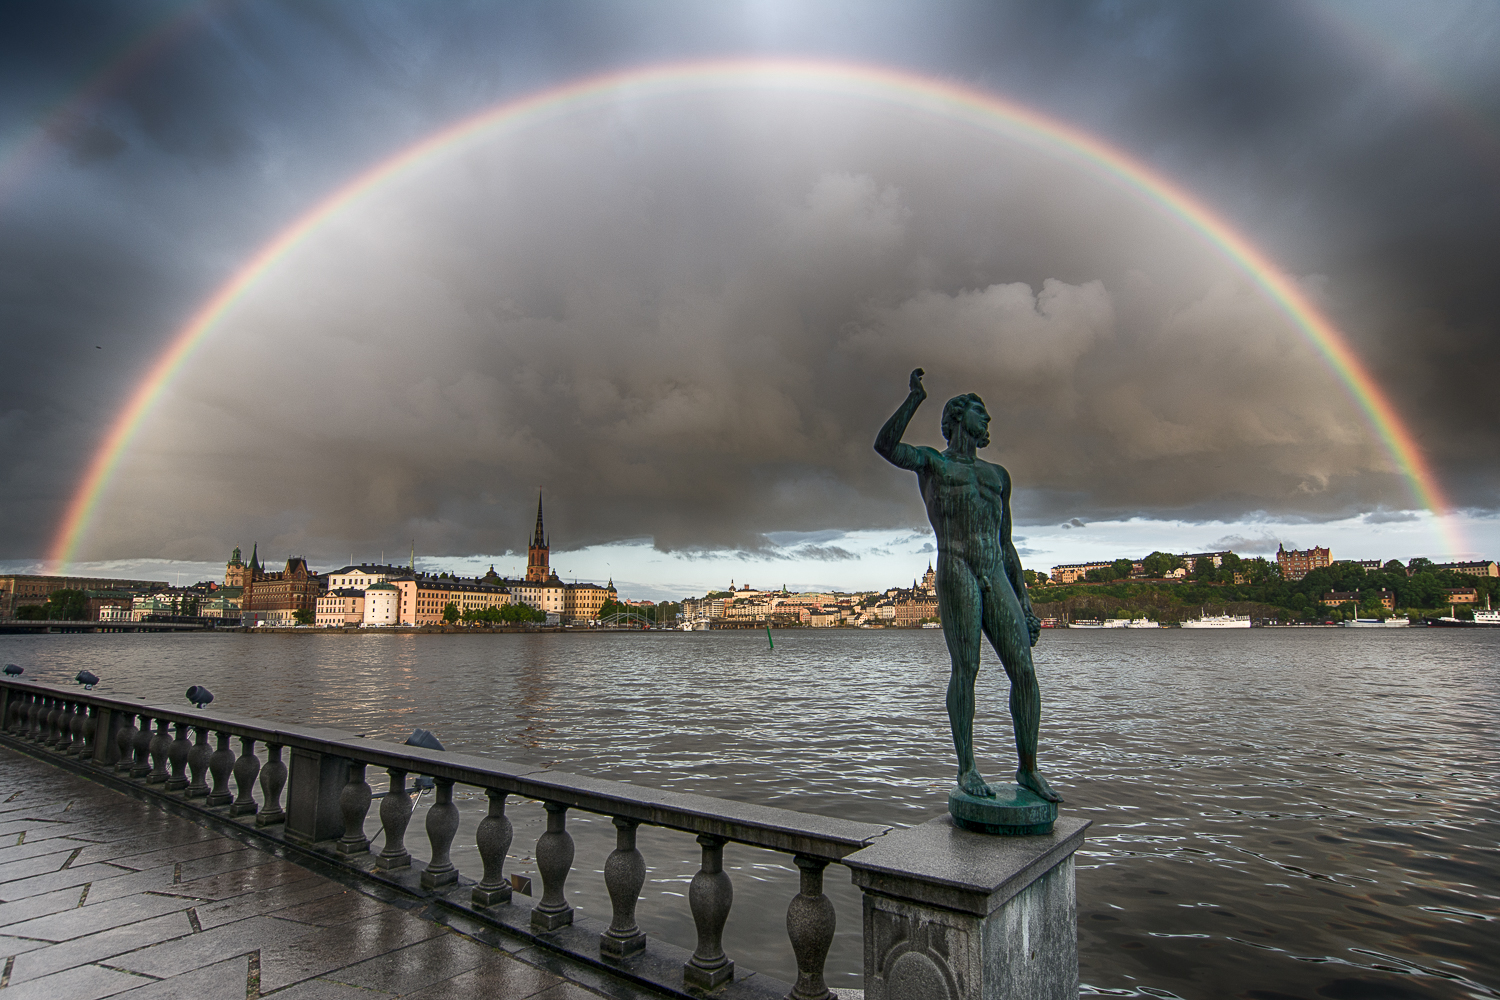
(47, 58, 1462, 569)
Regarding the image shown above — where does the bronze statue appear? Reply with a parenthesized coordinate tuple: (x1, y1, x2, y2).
(876, 368, 1062, 806)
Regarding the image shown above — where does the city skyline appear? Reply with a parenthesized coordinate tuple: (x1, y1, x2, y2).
(3, 4, 1499, 585)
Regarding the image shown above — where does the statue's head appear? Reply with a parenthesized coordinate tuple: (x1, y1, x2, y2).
(941, 393, 990, 447)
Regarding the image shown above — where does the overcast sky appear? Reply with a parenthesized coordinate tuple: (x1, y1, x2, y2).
(2, 1, 1497, 595)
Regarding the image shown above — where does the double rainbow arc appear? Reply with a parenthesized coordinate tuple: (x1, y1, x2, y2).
(47, 58, 1459, 569)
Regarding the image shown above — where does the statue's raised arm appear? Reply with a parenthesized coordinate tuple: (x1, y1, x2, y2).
(874, 368, 932, 471)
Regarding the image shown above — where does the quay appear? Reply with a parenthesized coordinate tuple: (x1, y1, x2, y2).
(0, 678, 1088, 1000)
(0, 744, 607, 1000)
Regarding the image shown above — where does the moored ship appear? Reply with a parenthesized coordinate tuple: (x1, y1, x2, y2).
(1339, 616, 1411, 628)
(1181, 613, 1252, 629)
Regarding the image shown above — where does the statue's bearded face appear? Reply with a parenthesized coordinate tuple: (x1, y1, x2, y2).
(962, 400, 991, 448)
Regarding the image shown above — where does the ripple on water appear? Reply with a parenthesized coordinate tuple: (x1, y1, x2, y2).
(2, 627, 1496, 997)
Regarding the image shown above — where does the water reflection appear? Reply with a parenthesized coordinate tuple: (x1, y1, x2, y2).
(2, 628, 1496, 997)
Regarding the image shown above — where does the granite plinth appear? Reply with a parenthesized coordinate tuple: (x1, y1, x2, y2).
(948, 783, 1057, 836)
(846, 814, 1088, 1000)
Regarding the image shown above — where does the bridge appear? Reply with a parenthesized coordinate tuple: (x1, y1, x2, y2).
(0, 619, 213, 634)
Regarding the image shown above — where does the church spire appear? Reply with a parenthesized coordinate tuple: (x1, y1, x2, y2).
(532, 491, 547, 548)
(526, 491, 551, 582)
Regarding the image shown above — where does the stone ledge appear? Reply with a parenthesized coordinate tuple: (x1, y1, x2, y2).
(843, 814, 1089, 916)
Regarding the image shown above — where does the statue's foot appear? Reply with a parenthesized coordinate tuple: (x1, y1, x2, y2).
(958, 769, 994, 797)
(1017, 769, 1064, 804)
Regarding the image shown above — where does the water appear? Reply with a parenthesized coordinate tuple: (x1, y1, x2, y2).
(2, 628, 1496, 999)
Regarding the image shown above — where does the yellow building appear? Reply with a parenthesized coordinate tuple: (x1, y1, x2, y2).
(316, 589, 365, 626)
(392, 577, 511, 626)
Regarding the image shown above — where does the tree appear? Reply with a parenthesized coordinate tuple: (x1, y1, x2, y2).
(45, 589, 88, 621)
(1193, 556, 1218, 581)
(1141, 552, 1182, 577)
(442, 602, 460, 624)
(1111, 558, 1134, 580)
(15, 605, 44, 620)
(292, 608, 314, 626)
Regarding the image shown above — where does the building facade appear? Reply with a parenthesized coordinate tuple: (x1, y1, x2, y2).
(316, 589, 366, 626)
(363, 583, 401, 625)
(563, 581, 614, 623)
(1434, 561, 1500, 578)
(1277, 544, 1331, 581)
(242, 557, 323, 624)
(391, 577, 511, 626)
(0, 575, 167, 619)
(1048, 562, 1113, 585)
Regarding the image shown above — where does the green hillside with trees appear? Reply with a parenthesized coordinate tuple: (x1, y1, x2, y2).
(1025, 553, 1495, 624)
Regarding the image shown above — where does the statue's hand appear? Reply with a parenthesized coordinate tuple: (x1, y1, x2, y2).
(909, 367, 927, 400)
(1027, 613, 1042, 647)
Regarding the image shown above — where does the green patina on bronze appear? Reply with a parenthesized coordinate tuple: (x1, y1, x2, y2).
(876, 368, 1063, 830)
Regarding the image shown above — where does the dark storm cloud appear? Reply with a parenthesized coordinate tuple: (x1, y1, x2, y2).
(1, 1, 1497, 563)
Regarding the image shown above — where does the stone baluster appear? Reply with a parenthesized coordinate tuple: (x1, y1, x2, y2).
(68, 703, 88, 756)
(785, 855, 837, 1000)
(52, 700, 74, 752)
(229, 737, 260, 816)
(64, 701, 82, 752)
(18, 693, 36, 734)
(166, 722, 191, 791)
(185, 726, 212, 797)
(33, 695, 52, 743)
(601, 817, 647, 961)
(55, 701, 76, 752)
(130, 714, 154, 778)
(28, 694, 46, 742)
(421, 779, 460, 889)
(114, 712, 138, 772)
(337, 763, 373, 854)
(147, 718, 172, 784)
(256, 744, 287, 825)
(206, 732, 235, 806)
(531, 802, 575, 931)
(69, 701, 87, 753)
(684, 834, 734, 989)
(44, 698, 63, 747)
(5, 692, 24, 733)
(472, 790, 513, 907)
(79, 705, 98, 759)
(375, 769, 412, 870)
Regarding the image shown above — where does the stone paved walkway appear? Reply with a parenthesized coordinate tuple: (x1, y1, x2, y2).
(0, 745, 615, 1000)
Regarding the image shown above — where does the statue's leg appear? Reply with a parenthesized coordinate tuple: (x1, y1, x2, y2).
(938, 558, 989, 797)
(981, 574, 1062, 803)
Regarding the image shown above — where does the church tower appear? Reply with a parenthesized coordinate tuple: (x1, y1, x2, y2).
(526, 492, 550, 582)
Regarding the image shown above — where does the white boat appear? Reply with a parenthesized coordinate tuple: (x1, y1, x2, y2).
(921, 622, 942, 628)
(1181, 614, 1251, 629)
(1101, 619, 1131, 628)
(1124, 618, 1161, 628)
(1068, 619, 1106, 629)
(1475, 609, 1500, 626)
(1339, 617, 1410, 628)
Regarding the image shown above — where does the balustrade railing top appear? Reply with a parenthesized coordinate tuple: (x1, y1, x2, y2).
(0, 679, 887, 860)
(0, 676, 901, 1000)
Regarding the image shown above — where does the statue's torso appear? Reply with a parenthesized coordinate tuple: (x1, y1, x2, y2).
(919, 452, 1007, 566)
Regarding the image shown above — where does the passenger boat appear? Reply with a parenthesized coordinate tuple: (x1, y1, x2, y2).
(1180, 613, 1252, 629)
(1338, 616, 1410, 627)
(1124, 618, 1161, 628)
(1068, 619, 1106, 628)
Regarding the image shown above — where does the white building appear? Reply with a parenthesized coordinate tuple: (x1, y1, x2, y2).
(363, 583, 401, 626)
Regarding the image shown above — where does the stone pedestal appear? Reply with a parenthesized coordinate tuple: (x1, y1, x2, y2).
(845, 815, 1088, 1000)
(949, 784, 1057, 836)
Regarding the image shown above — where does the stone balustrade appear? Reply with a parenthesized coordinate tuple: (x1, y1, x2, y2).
(0, 678, 1086, 1000)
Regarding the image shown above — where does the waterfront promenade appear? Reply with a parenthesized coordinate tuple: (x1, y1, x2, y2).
(0, 745, 618, 1000)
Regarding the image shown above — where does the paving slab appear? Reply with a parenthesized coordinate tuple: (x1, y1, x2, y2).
(0, 745, 620, 999)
